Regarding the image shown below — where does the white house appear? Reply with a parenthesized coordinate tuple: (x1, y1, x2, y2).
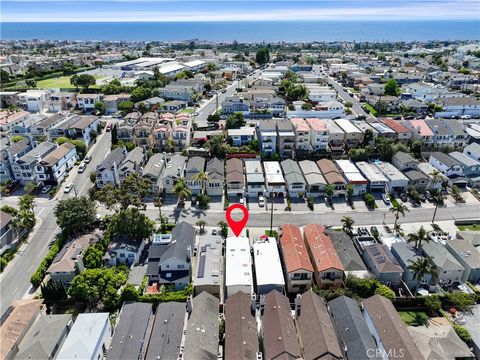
(306, 118, 329, 152)
(77, 93, 102, 112)
(253, 237, 285, 295)
(464, 143, 480, 162)
(35, 142, 77, 185)
(244, 159, 266, 197)
(290, 118, 311, 153)
(18, 90, 49, 112)
(95, 147, 127, 188)
(103, 237, 145, 267)
(227, 126, 256, 147)
(225, 236, 253, 298)
(335, 159, 367, 196)
(429, 152, 463, 177)
(56, 313, 112, 360)
(263, 161, 286, 197)
(375, 161, 410, 193)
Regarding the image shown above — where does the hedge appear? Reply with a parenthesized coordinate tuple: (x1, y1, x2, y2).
(30, 233, 67, 287)
(139, 285, 193, 304)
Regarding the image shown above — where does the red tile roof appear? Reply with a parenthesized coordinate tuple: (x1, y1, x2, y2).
(279, 224, 314, 273)
(381, 119, 410, 134)
(303, 224, 344, 273)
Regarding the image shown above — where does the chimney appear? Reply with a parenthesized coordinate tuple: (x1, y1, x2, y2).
(251, 293, 257, 314)
(294, 294, 302, 318)
(259, 294, 266, 315)
(35, 154, 42, 163)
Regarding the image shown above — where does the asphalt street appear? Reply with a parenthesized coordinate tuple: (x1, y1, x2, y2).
(194, 82, 238, 127)
(326, 76, 370, 118)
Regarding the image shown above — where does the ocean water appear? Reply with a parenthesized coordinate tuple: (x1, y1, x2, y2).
(1, 21, 479, 42)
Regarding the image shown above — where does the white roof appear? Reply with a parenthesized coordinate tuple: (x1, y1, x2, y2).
(335, 159, 361, 174)
(263, 161, 282, 175)
(417, 162, 448, 179)
(253, 239, 285, 287)
(228, 126, 256, 137)
(334, 119, 362, 134)
(225, 237, 253, 288)
(183, 60, 205, 68)
(265, 173, 285, 184)
(56, 313, 109, 360)
(375, 161, 409, 182)
(355, 161, 388, 183)
(244, 159, 263, 174)
(159, 62, 186, 74)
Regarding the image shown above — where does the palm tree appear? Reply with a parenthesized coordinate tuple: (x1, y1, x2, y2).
(193, 170, 209, 194)
(341, 216, 355, 236)
(19, 194, 35, 215)
(408, 256, 436, 296)
(9, 215, 24, 238)
(407, 226, 430, 249)
(18, 210, 35, 230)
(196, 220, 206, 233)
(218, 221, 228, 239)
(393, 222, 402, 236)
(173, 178, 191, 206)
(389, 203, 409, 227)
(429, 170, 443, 189)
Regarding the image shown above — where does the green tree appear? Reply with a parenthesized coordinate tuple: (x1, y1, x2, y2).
(374, 284, 395, 301)
(94, 101, 105, 115)
(192, 170, 209, 194)
(384, 79, 399, 96)
(225, 113, 246, 129)
(196, 219, 206, 233)
(341, 216, 355, 236)
(325, 184, 334, 200)
(204, 134, 228, 157)
(118, 101, 134, 113)
(173, 178, 191, 206)
(130, 86, 152, 102)
(71, 140, 87, 159)
(121, 283, 140, 302)
(53, 196, 97, 236)
(255, 48, 270, 65)
(408, 256, 436, 295)
(218, 220, 228, 238)
(363, 192, 375, 208)
(454, 325, 472, 344)
(346, 184, 354, 202)
(11, 135, 24, 143)
(108, 208, 155, 241)
(389, 203, 409, 228)
(70, 74, 96, 91)
(407, 226, 430, 250)
(424, 295, 442, 313)
(19, 194, 35, 213)
(0, 69, 11, 84)
(25, 79, 37, 89)
(23, 181, 38, 195)
(83, 242, 105, 269)
(446, 293, 475, 312)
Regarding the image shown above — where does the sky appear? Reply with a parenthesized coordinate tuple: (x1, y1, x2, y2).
(1, 0, 479, 22)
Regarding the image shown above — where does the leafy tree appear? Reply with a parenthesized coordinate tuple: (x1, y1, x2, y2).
(374, 284, 395, 301)
(0, 70, 11, 83)
(111, 124, 118, 145)
(101, 79, 122, 95)
(19, 194, 35, 213)
(118, 101, 134, 113)
(407, 226, 430, 249)
(68, 267, 127, 310)
(248, 139, 259, 152)
(70, 74, 96, 91)
(83, 242, 106, 269)
(23, 181, 38, 195)
(109, 208, 155, 241)
(196, 220, 206, 233)
(0, 205, 17, 216)
(362, 129, 374, 146)
(255, 48, 270, 65)
(25, 79, 37, 89)
(225, 113, 246, 129)
(71, 140, 87, 159)
(454, 324, 472, 344)
(11, 135, 24, 143)
(384, 79, 399, 96)
(325, 184, 334, 199)
(93, 173, 151, 211)
(301, 103, 313, 110)
(121, 283, 139, 302)
(218, 220, 228, 238)
(41, 280, 67, 301)
(204, 134, 228, 158)
(62, 63, 77, 75)
(341, 216, 355, 236)
(94, 101, 105, 115)
(54, 196, 97, 236)
(196, 193, 211, 209)
(408, 256, 436, 295)
(346, 184, 354, 202)
(130, 86, 152, 103)
(173, 178, 191, 206)
(424, 295, 442, 313)
(446, 293, 475, 312)
(363, 192, 375, 208)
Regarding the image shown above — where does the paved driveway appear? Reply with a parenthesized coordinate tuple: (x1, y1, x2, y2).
(290, 198, 308, 211)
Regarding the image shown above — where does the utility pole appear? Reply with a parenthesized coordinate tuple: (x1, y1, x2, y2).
(269, 193, 274, 235)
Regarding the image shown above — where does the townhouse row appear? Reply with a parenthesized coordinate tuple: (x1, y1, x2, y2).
(8, 291, 468, 360)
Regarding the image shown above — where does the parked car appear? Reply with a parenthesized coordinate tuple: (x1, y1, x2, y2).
(258, 196, 265, 207)
(40, 185, 52, 194)
(84, 155, 92, 163)
(63, 183, 74, 193)
(106, 122, 112, 131)
(78, 162, 87, 173)
(212, 229, 217, 235)
(220, 115, 228, 120)
(399, 192, 408, 202)
(382, 194, 391, 205)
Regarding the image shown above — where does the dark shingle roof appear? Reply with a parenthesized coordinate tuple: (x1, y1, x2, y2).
(145, 302, 185, 360)
(183, 292, 219, 360)
(225, 292, 259, 360)
(106, 302, 153, 360)
(97, 146, 127, 171)
(327, 230, 367, 272)
(362, 295, 423, 360)
(328, 296, 380, 360)
(297, 289, 343, 360)
(262, 290, 301, 360)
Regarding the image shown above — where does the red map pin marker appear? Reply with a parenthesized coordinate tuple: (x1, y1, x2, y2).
(225, 204, 249, 237)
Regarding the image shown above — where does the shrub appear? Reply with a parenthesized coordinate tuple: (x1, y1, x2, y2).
(445, 293, 475, 312)
(424, 295, 442, 313)
(31, 233, 67, 287)
(363, 192, 375, 208)
(374, 284, 396, 301)
(307, 196, 314, 211)
(453, 324, 472, 344)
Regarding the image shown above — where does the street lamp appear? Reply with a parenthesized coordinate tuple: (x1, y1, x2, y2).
(269, 192, 274, 235)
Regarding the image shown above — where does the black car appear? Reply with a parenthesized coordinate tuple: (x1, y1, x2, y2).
(399, 192, 408, 202)
(419, 193, 426, 202)
(425, 192, 434, 202)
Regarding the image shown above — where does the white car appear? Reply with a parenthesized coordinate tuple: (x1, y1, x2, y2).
(40, 185, 52, 194)
(84, 156, 92, 164)
(258, 196, 265, 207)
(460, 115, 472, 119)
(78, 162, 87, 173)
(64, 183, 74, 193)
(382, 194, 391, 205)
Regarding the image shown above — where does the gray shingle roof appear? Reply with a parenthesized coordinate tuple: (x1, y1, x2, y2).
(145, 302, 185, 360)
(422, 241, 465, 272)
(97, 146, 127, 171)
(106, 302, 153, 360)
(18, 141, 56, 165)
(183, 292, 219, 360)
(430, 152, 461, 168)
(327, 230, 367, 272)
(142, 153, 165, 179)
(328, 295, 380, 360)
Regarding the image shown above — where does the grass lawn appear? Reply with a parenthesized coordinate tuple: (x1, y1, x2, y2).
(265, 230, 279, 238)
(37, 75, 103, 89)
(399, 311, 429, 326)
(457, 224, 480, 231)
(179, 108, 195, 114)
(363, 103, 378, 116)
